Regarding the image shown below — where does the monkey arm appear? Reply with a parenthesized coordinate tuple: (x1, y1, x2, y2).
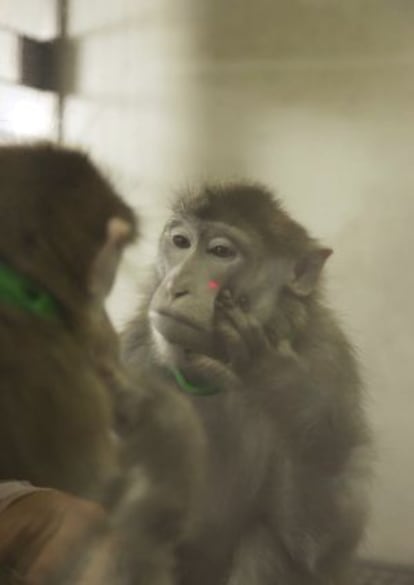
(96, 369, 206, 585)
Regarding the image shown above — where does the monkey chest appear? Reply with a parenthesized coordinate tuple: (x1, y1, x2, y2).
(193, 397, 275, 519)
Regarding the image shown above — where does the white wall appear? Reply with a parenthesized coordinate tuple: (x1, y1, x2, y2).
(0, 0, 58, 141)
(62, 0, 414, 564)
(2, 0, 57, 38)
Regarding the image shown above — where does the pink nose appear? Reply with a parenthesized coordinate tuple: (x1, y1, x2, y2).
(208, 280, 219, 290)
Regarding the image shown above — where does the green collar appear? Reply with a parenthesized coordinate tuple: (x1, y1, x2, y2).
(0, 262, 62, 321)
(171, 367, 221, 396)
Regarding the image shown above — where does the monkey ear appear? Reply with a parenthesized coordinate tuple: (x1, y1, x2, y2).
(288, 247, 333, 297)
(89, 217, 133, 300)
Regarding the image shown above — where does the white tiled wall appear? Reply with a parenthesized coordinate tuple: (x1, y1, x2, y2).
(62, 0, 414, 564)
(62, 0, 204, 322)
(2, 0, 57, 39)
(0, 0, 58, 141)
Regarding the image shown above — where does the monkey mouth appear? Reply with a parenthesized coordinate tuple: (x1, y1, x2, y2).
(149, 310, 210, 351)
(154, 310, 206, 332)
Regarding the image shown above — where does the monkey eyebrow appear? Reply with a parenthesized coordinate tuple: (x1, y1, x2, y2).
(166, 218, 187, 231)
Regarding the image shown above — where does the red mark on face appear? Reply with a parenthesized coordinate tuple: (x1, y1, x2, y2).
(208, 280, 219, 291)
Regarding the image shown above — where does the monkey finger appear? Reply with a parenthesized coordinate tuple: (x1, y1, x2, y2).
(215, 317, 250, 367)
(221, 305, 268, 358)
(215, 288, 234, 311)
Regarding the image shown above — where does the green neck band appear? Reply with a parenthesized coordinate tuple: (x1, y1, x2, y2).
(171, 367, 221, 396)
(0, 262, 61, 321)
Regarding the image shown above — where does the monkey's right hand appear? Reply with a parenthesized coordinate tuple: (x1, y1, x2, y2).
(214, 289, 280, 375)
(180, 289, 276, 391)
(0, 489, 107, 584)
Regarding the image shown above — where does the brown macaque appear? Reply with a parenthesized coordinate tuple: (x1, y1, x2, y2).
(0, 143, 137, 497)
(0, 144, 205, 585)
(122, 183, 371, 585)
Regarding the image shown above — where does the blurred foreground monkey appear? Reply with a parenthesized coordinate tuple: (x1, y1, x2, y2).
(123, 183, 372, 585)
(0, 144, 205, 585)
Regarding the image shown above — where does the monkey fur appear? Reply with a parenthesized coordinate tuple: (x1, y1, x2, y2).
(0, 144, 205, 585)
(123, 183, 371, 585)
(0, 142, 138, 497)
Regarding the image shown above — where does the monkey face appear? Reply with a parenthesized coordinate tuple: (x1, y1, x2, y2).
(149, 217, 283, 358)
(149, 218, 239, 353)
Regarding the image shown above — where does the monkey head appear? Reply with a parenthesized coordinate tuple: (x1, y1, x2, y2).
(0, 143, 138, 324)
(149, 184, 332, 365)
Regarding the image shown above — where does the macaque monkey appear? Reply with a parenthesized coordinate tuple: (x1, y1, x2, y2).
(123, 183, 371, 585)
(0, 143, 136, 496)
(0, 144, 205, 585)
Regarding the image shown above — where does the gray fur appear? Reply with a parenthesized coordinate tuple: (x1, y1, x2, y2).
(122, 182, 371, 585)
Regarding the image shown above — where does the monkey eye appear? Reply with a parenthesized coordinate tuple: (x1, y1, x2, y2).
(209, 244, 236, 259)
(172, 233, 191, 249)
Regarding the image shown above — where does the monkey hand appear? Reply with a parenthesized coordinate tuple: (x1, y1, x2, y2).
(174, 288, 279, 393)
(182, 350, 242, 392)
(0, 489, 107, 585)
(215, 289, 284, 376)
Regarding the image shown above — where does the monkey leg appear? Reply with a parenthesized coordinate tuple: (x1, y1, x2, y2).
(226, 525, 305, 585)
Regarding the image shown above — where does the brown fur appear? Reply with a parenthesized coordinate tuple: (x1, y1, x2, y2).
(0, 144, 205, 585)
(0, 143, 137, 497)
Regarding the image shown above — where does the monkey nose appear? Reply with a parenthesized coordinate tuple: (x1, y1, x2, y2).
(172, 288, 189, 299)
(166, 278, 189, 299)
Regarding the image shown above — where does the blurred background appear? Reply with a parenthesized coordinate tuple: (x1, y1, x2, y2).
(1, 0, 413, 571)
